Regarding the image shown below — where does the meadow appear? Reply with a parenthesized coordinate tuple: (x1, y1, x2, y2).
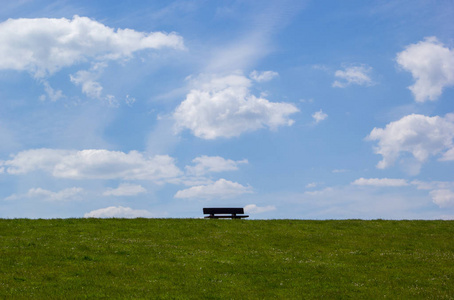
(0, 219, 453, 299)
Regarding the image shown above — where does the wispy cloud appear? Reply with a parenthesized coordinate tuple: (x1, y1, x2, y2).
(185, 155, 248, 176)
(174, 178, 252, 199)
(204, 1, 305, 73)
(6, 187, 84, 202)
(332, 65, 374, 88)
(70, 63, 107, 99)
(84, 206, 154, 218)
(244, 204, 276, 214)
(103, 183, 147, 197)
(249, 70, 279, 82)
(352, 178, 409, 187)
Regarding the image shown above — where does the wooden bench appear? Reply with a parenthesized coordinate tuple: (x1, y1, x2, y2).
(203, 208, 249, 219)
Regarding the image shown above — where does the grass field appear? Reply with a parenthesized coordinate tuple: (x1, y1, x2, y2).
(1, 219, 453, 299)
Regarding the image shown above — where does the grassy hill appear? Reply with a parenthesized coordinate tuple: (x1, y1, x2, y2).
(1, 219, 453, 298)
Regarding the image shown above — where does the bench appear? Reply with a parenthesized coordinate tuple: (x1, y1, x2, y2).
(203, 207, 249, 219)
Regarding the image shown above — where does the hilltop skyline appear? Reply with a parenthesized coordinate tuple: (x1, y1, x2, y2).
(0, 0, 453, 219)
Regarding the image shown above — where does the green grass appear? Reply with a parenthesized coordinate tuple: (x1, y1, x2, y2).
(1, 219, 453, 299)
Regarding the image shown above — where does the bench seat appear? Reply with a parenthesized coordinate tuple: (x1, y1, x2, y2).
(203, 207, 249, 219)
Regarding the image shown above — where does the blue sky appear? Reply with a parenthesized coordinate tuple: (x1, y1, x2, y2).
(0, 0, 453, 219)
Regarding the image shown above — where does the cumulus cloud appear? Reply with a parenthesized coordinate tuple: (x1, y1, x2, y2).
(6, 187, 84, 202)
(249, 70, 279, 82)
(103, 183, 147, 197)
(430, 189, 454, 208)
(332, 65, 373, 88)
(2, 148, 182, 181)
(367, 113, 454, 172)
(0, 15, 184, 77)
(396, 37, 454, 102)
(185, 155, 248, 176)
(244, 204, 276, 214)
(174, 178, 252, 199)
(312, 109, 328, 124)
(3, 149, 74, 174)
(84, 206, 153, 218)
(173, 73, 299, 139)
(352, 178, 409, 187)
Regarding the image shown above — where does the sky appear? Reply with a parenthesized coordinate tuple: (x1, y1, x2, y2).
(0, 0, 453, 219)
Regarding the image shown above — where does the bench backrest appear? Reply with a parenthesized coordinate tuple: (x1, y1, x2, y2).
(203, 207, 244, 215)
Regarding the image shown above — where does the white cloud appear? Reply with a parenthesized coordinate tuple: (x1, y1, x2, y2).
(41, 81, 64, 102)
(6, 187, 84, 202)
(396, 37, 454, 102)
(69, 62, 119, 105)
(440, 147, 454, 161)
(202, 2, 304, 73)
(0, 15, 184, 77)
(174, 178, 252, 199)
(3, 149, 73, 174)
(103, 183, 147, 197)
(312, 109, 328, 123)
(84, 206, 153, 218)
(2, 148, 182, 182)
(430, 189, 454, 208)
(410, 181, 454, 208)
(411, 180, 454, 190)
(70, 71, 103, 99)
(306, 182, 318, 188)
(176, 177, 215, 188)
(125, 95, 136, 106)
(367, 113, 454, 172)
(244, 204, 276, 214)
(312, 64, 329, 71)
(69, 62, 106, 99)
(304, 187, 334, 196)
(297, 184, 437, 219)
(185, 155, 248, 176)
(206, 35, 268, 73)
(174, 73, 299, 139)
(332, 169, 349, 173)
(249, 70, 279, 82)
(332, 65, 373, 88)
(352, 178, 409, 187)
(411, 180, 437, 190)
